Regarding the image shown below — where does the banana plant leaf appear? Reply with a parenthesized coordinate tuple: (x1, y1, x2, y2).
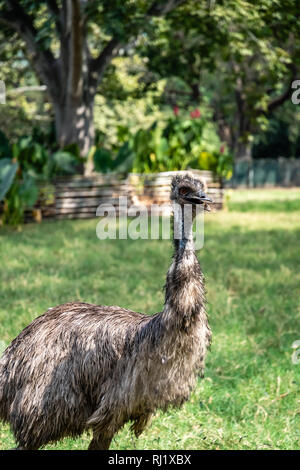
(0, 158, 18, 200)
(18, 176, 39, 208)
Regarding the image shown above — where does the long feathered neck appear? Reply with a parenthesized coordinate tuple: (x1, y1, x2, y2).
(162, 204, 206, 331)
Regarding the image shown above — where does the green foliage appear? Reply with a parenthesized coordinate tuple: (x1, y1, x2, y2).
(0, 23, 53, 142)
(131, 125, 171, 173)
(136, 0, 300, 159)
(0, 158, 18, 200)
(93, 141, 134, 174)
(0, 131, 12, 159)
(92, 105, 233, 178)
(18, 174, 39, 207)
(197, 149, 233, 180)
(0, 132, 42, 225)
(93, 55, 167, 152)
(93, 147, 115, 173)
(128, 110, 233, 177)
(0, 0, 299, 175)
(11, 135, 49, 176)
(8, 129, 82, 179)
(2, 174, 39, 225)
(253, 109, 300, 160)
(48, 150, 81, 176)
(217, 153, 233, 180)
(0, 129, 82, 225)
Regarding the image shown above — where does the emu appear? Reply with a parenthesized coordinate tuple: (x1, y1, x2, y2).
(0, 174, 212, 450)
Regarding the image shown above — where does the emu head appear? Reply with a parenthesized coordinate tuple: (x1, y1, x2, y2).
(170, 174, 213, 211)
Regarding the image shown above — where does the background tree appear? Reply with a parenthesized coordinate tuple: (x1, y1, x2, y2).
(138, 0, 300, 162)
(0, 28, 43, 140)
(0, 0, 187, 171)
(210, 0, 300, 162)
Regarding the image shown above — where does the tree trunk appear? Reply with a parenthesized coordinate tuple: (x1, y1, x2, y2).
(233, 141, 253, 187)
(51, 0, 96, 171)
(54, 96, 94, 159)
(233, 76, 253, 164)
(234, 140, 252, 163)
(0, 0, 186, 175)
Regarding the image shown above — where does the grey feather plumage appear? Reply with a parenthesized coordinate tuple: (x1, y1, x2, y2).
(0, 174, 212, 450)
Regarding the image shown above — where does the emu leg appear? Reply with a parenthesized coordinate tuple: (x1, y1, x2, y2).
(88, 433, 113, 450)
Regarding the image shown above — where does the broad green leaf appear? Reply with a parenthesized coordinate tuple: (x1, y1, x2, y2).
(0, 158, 18, 200)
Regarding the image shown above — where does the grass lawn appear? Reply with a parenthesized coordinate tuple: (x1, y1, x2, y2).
(0, 188, 300, 450)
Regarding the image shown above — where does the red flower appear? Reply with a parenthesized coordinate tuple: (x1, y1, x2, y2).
(190, 108, 201, 119)
(220, 145, 225, 154)
(173, 106, 179, 116)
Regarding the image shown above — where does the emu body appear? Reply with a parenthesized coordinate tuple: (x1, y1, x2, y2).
(0, 175, 212, 450)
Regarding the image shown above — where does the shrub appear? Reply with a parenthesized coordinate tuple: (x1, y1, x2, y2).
(0, 129, 82, 225)
(127, 108, 233, 177)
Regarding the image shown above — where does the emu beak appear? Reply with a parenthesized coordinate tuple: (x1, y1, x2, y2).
(185, 191, 213, 210)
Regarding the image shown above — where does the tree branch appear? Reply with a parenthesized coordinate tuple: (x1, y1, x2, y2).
(267, 67, 298, 113)
(90, 0, 187, 91)
(147, 0, 187, 17)
(89, 38, 122, 84)
(46, 0, 60, 17)
(0, 0, 60, 100)
(45, 0, 62, 35)
(66, 0, 84, 100)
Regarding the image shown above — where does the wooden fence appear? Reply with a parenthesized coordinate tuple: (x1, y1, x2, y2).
(27, 170, 224, 222)
(227, 158, 300, 187)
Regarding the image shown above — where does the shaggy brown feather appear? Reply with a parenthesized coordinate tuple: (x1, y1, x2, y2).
(0, 174, 212, 450)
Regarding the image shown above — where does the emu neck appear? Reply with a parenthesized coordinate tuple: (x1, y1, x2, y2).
(173, 204, 194, 255)
(162, 204, 205, 330)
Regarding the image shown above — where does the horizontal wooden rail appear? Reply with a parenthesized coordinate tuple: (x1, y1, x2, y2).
(25, 170, 224, 222)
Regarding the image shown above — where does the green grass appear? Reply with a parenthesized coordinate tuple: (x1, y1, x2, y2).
(227, 188, 300, 212)
(1, 188, 300, 450)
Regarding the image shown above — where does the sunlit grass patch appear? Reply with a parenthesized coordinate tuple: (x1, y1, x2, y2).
(226, 188, 300, 212)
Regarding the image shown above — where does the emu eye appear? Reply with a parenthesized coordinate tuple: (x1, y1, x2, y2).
(179, 187, 189, 196)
